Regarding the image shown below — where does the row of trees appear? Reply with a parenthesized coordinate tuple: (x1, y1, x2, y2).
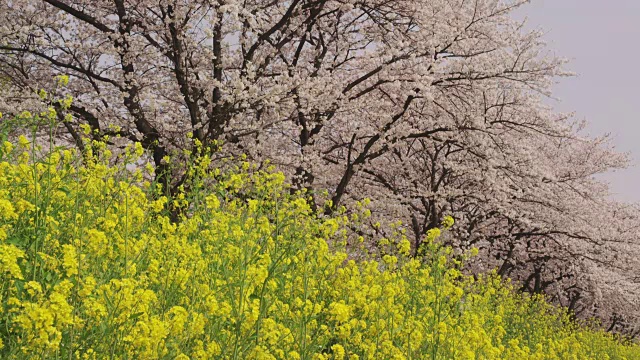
(1, 0, 639, 335)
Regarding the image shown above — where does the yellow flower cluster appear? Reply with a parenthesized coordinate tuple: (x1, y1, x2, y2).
(0, 137, 638, 359)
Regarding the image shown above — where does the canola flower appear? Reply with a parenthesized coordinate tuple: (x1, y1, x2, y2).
(0, 133, 638, 359)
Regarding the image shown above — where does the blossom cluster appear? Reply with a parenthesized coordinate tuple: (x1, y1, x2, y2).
(0, 138, 638, 359)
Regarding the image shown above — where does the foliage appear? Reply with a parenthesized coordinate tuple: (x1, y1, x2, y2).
(0, 136, 638, 359)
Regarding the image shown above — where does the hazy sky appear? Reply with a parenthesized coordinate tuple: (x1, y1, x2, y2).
(514, 1, 640, 202)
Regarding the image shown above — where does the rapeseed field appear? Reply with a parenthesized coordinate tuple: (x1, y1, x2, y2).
(0, 133, 638, 359)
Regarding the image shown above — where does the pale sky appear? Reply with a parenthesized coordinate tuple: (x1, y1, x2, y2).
(515, 0, 640, 202)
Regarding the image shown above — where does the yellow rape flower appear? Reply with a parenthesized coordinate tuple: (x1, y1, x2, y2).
(18, 135, 30, 148)
(426, 227, 441, 242)
(0, 136, 637, 359)
(442, 215, 455, 229)
(397, 238, 411, 256)
(1, 244, 25, 279)
(55, 74, 70, 86)
(331, 344, 346, 360)
(61, 244, 79, 277)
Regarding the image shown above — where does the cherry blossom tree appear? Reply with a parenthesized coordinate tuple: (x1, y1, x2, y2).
(1, 0, 639, 335)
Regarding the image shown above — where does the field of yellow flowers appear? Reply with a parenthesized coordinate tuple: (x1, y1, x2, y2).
(1, 133, 639, 359)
